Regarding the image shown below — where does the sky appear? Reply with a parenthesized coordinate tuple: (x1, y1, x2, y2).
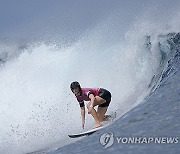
(0, 0, 179, 42)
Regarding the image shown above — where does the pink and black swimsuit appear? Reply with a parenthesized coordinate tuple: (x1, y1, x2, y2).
(76, 88, 111, 107)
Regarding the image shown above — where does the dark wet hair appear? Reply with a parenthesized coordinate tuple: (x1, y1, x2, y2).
(70, 81, 81, 91)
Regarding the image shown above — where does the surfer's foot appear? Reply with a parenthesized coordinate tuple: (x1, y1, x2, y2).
(93, 123, 101, 129)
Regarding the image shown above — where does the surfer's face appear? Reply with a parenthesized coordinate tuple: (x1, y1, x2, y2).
(72, 88, 81, 96)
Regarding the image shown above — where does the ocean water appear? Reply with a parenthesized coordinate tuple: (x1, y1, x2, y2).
(0, 1, 179, 154)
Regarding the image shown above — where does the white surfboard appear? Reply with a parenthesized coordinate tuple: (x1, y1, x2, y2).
(68, 125, 105, 138)
(68, 112, 116, 138)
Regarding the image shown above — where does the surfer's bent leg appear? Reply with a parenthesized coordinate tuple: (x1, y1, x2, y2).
(94, 88, 111, 122)
(87, 102, 101, 128)
(97, 107, 108, 122)
(90, 88, 111, 122)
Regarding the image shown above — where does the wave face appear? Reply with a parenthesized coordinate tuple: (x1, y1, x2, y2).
(0, 1, 180, 153)
(52, 33, 180, 154)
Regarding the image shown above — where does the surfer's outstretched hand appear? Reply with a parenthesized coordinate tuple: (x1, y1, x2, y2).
(82, 120, 85, 129)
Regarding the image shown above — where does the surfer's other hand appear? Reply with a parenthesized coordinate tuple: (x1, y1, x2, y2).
(82, 120, 85, 129)
(88, 107, 93, 114)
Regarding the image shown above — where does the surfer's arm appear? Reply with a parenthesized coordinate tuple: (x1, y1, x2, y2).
(80, 106, 85, 128)
(79, 101, 85, 119)
(80, 106, 85, 120)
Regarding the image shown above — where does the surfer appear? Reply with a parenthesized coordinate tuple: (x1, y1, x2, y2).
(70, 81, 112, 129)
